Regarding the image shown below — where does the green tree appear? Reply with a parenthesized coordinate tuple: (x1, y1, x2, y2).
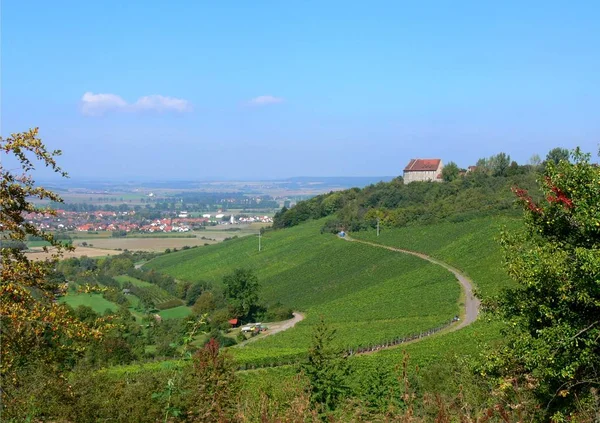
(489, 152, 511, 177)
(186, 338, 239, 423)
(193, 291, 217, 315)
(441, 161, 460, 182)
(301, 316, 351, 413)
(492, 148, 600, 417)
(544, 147, 570, 166)
(222, 268, 259, 320)
(185, 282, 205, 306)
(528, 153, 542, 168)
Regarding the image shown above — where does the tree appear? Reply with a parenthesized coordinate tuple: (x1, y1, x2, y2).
(489, 152, 511, 177)
(528, 154, 542, 167)
(222, 268, 259, 320)
(544, 147, 570, 166)
(185, 282, 205, 306)
(186, 338, 239, 423)
(193, 291, 217, 315)
(301, 316, 351, 413)
(491, 148, 600, 417)
(1, 128, 105, 416)
(441, 161, 460, 182)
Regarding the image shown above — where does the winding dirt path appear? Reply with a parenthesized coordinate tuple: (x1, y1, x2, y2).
(235, 312, 305, 347)
(343, 235, 480, 332)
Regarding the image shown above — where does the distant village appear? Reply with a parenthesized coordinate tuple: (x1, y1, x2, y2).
(24, 209, 273, 234)
(24, 159, 478, 233)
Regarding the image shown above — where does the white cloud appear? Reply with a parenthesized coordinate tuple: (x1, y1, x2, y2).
(81, 92, 128, 116)
(133, 95, 192, 112)
(249, 95, 284, 105)
(81, 92, 192, 116)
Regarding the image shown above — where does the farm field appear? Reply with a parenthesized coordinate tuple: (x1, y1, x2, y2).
(148, 219, 462, 363)
(68, 223, 268, 252)
(231, 216, 518, 394)
(74, 237, 211, 252)
(25, 246, 116, 260)
(69, 231, 196, 239)
(105, 214, 516, 402)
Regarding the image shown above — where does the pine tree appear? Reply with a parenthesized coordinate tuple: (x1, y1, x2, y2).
(301, 316, 351, 413)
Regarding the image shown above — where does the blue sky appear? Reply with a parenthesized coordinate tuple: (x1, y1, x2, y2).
(2, 1, 599, 180)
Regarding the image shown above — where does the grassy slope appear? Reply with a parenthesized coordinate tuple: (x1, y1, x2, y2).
(107, 215, 520, 401)
(345, 216, 520, 382)
(147, 219, 462, 361)
(236, 216, 520, 393)
(352, 216, 520, 298)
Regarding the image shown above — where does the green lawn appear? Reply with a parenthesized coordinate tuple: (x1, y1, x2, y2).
(59, 293, 119, 314)
(158, 306, 192, 320)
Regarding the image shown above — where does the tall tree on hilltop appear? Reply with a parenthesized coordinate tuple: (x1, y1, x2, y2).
(441, 161, 460, 182)
(544, 147, 570, 166)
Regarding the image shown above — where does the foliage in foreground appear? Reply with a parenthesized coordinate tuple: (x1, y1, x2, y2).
(487, 149, 600, 417)
(0, 129, 107, 413)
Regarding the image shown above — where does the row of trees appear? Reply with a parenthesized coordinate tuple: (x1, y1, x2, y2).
(274, 148, 572, 232)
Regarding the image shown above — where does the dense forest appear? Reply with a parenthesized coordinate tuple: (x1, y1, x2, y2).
(273, 152, 554, 233)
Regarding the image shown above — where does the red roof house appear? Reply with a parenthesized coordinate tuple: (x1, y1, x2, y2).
(403, 158, 444, 184)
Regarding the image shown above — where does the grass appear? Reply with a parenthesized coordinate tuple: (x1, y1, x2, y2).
(113, 274, 154, 288)
(158, 306, 192, 320)
(148, 219, 462, 363)
(59, 293, 119, 314)
(107, 215, 519, 391)
(352, 215, 521, 298)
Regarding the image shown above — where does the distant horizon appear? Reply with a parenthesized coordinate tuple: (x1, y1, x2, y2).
(37, 175, 397, 184)
(3, 1, 598, 180)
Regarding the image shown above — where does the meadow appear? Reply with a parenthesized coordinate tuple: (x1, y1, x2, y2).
(59, 293, 118, 314)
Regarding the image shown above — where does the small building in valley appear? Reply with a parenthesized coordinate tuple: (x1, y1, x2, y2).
(403, 159, 444, 184)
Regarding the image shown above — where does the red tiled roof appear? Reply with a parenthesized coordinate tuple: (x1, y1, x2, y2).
(404, 159, 441, 172)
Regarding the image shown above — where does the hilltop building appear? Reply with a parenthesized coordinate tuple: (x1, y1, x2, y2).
(403, 159, 444, 184)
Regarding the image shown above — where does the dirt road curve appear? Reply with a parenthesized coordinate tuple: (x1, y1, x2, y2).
(236, 312, 305, 347)
(344, 236, 480, 330)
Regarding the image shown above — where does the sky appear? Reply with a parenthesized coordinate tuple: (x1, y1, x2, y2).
(2, 1, 599, 180)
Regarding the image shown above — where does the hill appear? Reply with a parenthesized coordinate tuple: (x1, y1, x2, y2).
(272, 166, 539, 232)
(147, 219, 463, 362)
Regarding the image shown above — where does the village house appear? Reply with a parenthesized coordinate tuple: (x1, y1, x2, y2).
(403, 158, 444, 184)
